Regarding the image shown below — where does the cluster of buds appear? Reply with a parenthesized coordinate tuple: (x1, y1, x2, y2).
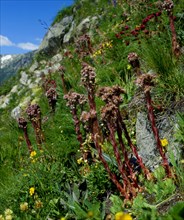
(101, 103, 118, 126)
(135, 73, 156, 93)
(142, 12, 162, 25)
(115, 10, 162, 43)
(162, 0, 174, 13)
(42, 79, 57, 93)
(42, 77, 58, 112)
(75, 34, 93, 58)
(98, 85, 126, 106)
(127, 52, 139, 68)
(26, 104, 44, 147)
(64, 91, 87, 111)
(127, 52, 142, 76)
(81, 63, 96, 94)
(18, 117, 33, 153)
(64, 91, 87, 159)
(26, 104, 41, 120)
(80, 110, 97, 133)
(45, 87, 58, 112)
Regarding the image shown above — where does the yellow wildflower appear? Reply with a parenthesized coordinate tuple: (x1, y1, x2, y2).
(0, 215, 5, 220)
(35, 200, 43, 209)
(87, 211, 94, 218)
(4, 210, 13, 216)
(127, 64, 132, 70)
(29, 187, 35, 196)
(77, 157, 83, 164)
(30, 151, 37, 158)
(160, 138, 168, 147)
(20, 202, 28, 211)
(5, 215, 12, 220)
(97, 50, 102, 55)
(115, 212, 133, 220)
(60, 218, 65, 220)
(95, 163, 98, 168)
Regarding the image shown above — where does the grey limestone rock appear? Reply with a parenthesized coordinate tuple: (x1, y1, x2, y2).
(51, 53, 63, 63)
(10, 85, 18, 94)
(38, 16, 73, 54)
(0, 95, 11, 109)
(20, 71, 29, 85)
(76, 16, 100, 37)
(76, 17, 91, 35)
(63, 21, 76, 44)
(29, 61, 39, 72)
(136, 112, 180, 170)
(11, 106, 22, 120)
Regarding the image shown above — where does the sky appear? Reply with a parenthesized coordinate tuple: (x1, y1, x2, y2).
(0, 0, 74, 55)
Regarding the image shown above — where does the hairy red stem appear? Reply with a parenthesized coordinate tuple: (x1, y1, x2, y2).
(107, 123, 136, 197)
(87, 92, 103, 144)
(145, 91, 172, 177)
(23, 128, 33, 153)
(93, 133, 129, 199)
(71, 108, 84, 154)
(118, 112, 151, 179)
(61, 73, 68, 95)
(116, 119, 139, 189)
(169, 13, 180, 57)
(31, 120, 43, 148)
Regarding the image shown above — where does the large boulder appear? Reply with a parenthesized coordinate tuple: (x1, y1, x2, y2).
(0, 95, 11, 109)
(76, 16, 99, 36)
(20, 71, 29, 85)
(136, 112, 181, 170)
(38, 16, 73, 55)
(51, 53, 63, 63)
(29, 61, 39, 72)
(11, 106, 22, 120)
(63, 21, 76, 44)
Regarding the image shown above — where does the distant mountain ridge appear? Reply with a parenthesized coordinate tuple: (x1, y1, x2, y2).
(0, 51, 36, 84)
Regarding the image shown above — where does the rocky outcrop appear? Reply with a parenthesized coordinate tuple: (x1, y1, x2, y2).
(38, 16, 73, 55)
(38, 14, 100, 55)
(76, 16, 99, 36)
(63, 21, 76, 44)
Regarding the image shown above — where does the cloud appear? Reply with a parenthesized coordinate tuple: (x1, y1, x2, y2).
(17, 42, 39, 50)
(0, 35, 39, 51)
(0, 35, 14, 46)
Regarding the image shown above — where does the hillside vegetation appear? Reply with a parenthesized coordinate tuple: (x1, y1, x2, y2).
(0, 0, 184, 219)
